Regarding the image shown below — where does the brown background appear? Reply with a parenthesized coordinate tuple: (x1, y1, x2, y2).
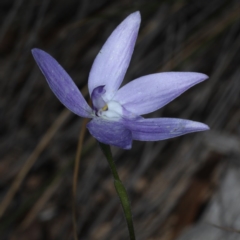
(0, 0, 240, 239)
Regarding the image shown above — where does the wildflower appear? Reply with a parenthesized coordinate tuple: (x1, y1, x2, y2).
(32, 11, 209, 149)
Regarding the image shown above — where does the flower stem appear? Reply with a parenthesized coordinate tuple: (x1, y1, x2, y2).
(98, 142, 135, 240)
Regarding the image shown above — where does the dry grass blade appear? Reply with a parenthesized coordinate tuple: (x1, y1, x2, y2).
(0, 109, 70, 218)
(160, 3, 240, 71)
(18, 174, 63, 230)
(209, 222, 240, 234)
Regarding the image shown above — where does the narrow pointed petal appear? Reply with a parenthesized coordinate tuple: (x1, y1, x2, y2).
(113, 72, 208, 115)
(32, 48, 92, 118)
(124, 118, 209, 141)
(87, 118, 132, 149)
(88, 12, 141, 101)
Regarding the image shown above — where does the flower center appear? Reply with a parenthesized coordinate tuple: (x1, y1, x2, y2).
(91, 86, 122, 120)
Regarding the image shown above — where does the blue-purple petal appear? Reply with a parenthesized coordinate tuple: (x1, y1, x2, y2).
(113, 72, 208, 115)
(88, 12, 141, 101)
(124, 118, 209, 141)
(87, 118, 132, 149)
(32, 48, 92, 118)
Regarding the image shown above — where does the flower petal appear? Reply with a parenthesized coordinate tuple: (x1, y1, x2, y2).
(32, 48, 92, 118)
(113, 72, 208, 115)
(88, 12, 141, 101)
(124, 118, 209, 141)
(87, 118, 132, 149)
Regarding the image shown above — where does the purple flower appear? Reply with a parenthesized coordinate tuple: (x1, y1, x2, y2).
(32, 11, 209, 149)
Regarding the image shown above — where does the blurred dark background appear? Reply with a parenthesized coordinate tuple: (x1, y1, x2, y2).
(0, 0, 240, 239)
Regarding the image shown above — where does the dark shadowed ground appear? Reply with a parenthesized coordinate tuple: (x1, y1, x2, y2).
(0, 0, 240, 239)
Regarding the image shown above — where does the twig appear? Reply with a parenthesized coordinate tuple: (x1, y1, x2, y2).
(72, 118, 88, 240)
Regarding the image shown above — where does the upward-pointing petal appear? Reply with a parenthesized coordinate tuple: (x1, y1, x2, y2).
(88, 12, 141, 101)
(32, 48, 92, 118)
(113, 72, 208, 115)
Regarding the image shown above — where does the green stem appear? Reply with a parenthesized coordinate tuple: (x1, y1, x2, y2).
(98, 142, 135, 240)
